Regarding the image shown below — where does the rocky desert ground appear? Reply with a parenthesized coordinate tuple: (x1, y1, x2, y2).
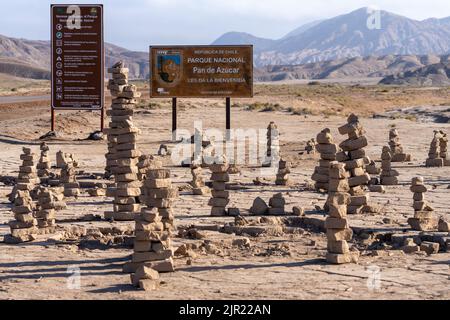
(0, 82, 449, 300)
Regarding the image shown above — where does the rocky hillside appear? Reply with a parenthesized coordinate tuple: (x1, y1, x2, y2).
(255, 54, 447, 82)
(0, 34, 148, 79)
(379, 60, 450, 86)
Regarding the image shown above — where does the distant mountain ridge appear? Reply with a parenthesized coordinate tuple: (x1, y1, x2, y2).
(2, 7, 450, 82)
(213, 7, 450, 67)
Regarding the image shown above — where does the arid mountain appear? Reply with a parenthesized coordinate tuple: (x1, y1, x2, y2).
(0, 34, 149, 79)
(379, 58, 450, 86)
(214, 7, 450, 67)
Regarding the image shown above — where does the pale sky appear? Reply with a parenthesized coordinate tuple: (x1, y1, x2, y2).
(1, 0, 449, 51)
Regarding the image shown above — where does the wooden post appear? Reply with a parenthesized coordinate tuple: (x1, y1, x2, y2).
(100, 108, 105, 132)
(51, 108, 55, 132)
(172, 97, 177, 141)
(226, 97, 231, 140)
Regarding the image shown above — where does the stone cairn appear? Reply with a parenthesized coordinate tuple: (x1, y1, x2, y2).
(264, 121, 279, 167)
(439, 131, 450, 166)
(268, 193, 286, 215)
(190, 164, 210, 196)
(312, 128, 338, 191)
(104, 62, 142, 221)
(305, 138, 316, 155)
(388, 129, 411, 162)
(56, 151, 78, 169)
(35, 187, 59, 234)
(325, 162, 359, 264)
(61, 162, 80, 197)
(408, 177, 437, 231)
(337, 114, 371, 214)
(37, 142, 51, 179)
(7, 190, 37, 243)
(208, 158, 230, 216)
(9, 148, 39, 203)
(275, 158, 290, 186)
(126, 169, 178, 290)
(380, 146, 399, 185)
(426, 131, 445, 167)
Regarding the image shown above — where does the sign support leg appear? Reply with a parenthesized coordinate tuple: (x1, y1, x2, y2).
(226, 97, 231, 140)
(51, 108, 55, 132)
(172, 97, 177, 141)
(100, 108, 105, 132)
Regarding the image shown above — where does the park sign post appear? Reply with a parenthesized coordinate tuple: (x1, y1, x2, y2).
(150, 45, 253, 139)
(51, 4, 104, 131)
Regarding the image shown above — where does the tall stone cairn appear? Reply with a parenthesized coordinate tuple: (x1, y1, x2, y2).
(7, 190, 38, 243)
(408, 177, 437, 231)
(312, 128, 338, 191)
(124, 170, 177, 289)
(425, 130, 444, 167)
(208, 157, 230, 216)
(264, 121, 279, 167)
(190, 164, 210, 195)
(104, 61, 142, 221)
(380, 146, 399, 185)
(325, 162, 359, 264)
(439, 131, 450, 166)
(61, 162, 80, 197)
(337, 114, 371, 214)
(35, 187, 59, 234)
(389, 129, 411, 162)
(275, 158, 290, 186)
(37, 142, 51, 178)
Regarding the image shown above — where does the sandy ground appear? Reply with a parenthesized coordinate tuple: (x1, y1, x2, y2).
(0, 84, 449, 300)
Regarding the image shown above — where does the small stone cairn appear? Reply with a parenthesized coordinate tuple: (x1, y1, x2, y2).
(312, 128, 338, 191)
(325, 162, 359, 264)
(388, 129, 411, 162)
(408, 177, 437, 231)
(208, 157, 230, 216)
(380, 146, 399, 185)
(337, 114, 371, 214)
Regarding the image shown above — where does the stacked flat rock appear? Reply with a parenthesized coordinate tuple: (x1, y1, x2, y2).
(325, 162, 359, 264)
(312, 128, 338, 191)
(439, 131, 450, 166)
(35, 187, 59, 233)
(264, 121, 279, 167)
(208, 158, 230, 216)
(104, 62, 142, 221)
(37, 142, 51, 178)
(389, 129, 411, 162)
(268, 193, 286, 215)
(337, 114, 371, 214)
(190, 164, 210, 195)
(275, 158, 290, 186)
(408, 177, 437, 231)
(425, 131, 444, 167)
(141, 168, 178, 231)
(7, 190, 38, 243)
(137, 155, 158, 181)
(380, 146, 399, 185)
(60, 163, 80, 197)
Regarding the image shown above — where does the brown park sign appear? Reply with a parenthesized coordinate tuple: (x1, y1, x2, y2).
(51, 4, 104, 110)
(150, 45, 253, 98)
